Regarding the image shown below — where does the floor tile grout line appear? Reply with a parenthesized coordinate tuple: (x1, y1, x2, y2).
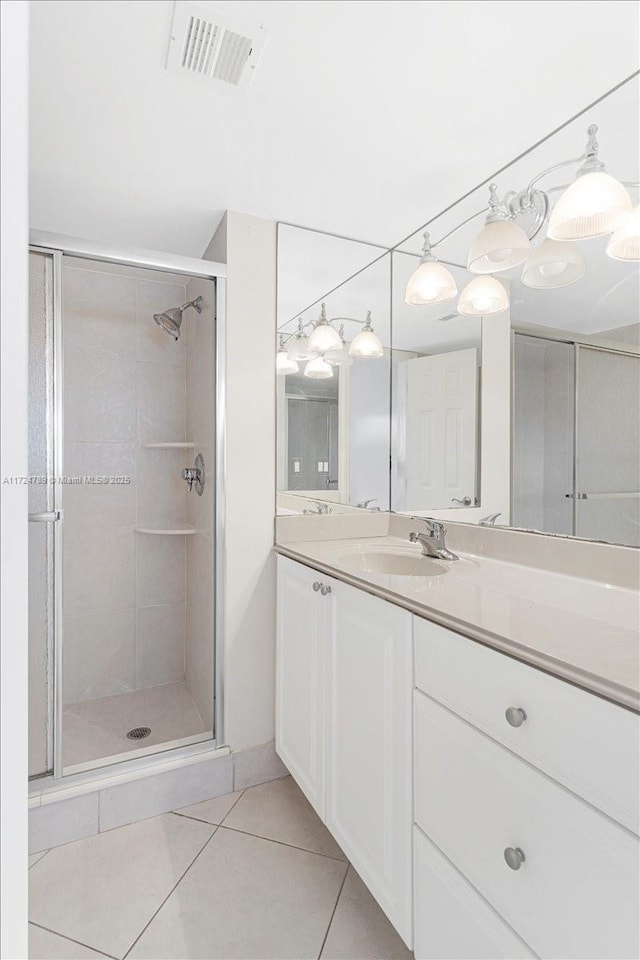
(317, 863, 350, 960)
(170, 787, 246, 829)
(28, 921, 118, 959)
(121, 824, 219, 960)
(218, 787, 246, 824)
(214, 823, 349, 864)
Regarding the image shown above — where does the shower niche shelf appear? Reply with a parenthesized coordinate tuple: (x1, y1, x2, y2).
(135, 523, 196, 535)
(141, 442, 195, 449)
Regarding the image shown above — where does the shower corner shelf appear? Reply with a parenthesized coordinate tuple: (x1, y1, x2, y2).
(135, 522, 196, 535)
(141, 441, 195, 449)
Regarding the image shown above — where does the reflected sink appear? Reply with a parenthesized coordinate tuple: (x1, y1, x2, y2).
(337, 550, 447, 578)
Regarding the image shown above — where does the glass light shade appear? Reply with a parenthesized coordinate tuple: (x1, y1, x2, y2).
(467, 220, 531, 274)
(458, 276, 509, 316)
(521, 239, 586, 289)
(287, 334, 317, 361)
(304, 356, 333, 379)
(276, 350, 298, 375)
(325, 344, 353, 367)
(348, 328, 384, 358)
(547, 171, 632, 240)
(606, 205, 640, 261)
(405, 258, 457, 304)
(307, 321, 342, 353)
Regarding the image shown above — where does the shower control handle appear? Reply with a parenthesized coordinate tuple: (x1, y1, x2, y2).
(182, 453, 205, 496)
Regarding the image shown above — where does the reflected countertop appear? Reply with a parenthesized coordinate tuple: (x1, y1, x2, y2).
(275, 535, 640, 713)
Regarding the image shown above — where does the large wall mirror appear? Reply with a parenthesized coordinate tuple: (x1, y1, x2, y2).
(276, 225, 391, 515)
(391, 75, 639, 546)
(276, 76, 639, 547)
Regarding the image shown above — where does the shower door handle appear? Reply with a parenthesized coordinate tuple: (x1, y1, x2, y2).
(29, 510, 63, 522)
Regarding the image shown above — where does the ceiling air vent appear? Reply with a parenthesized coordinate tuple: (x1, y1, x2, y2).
(166, 2, 267, 89)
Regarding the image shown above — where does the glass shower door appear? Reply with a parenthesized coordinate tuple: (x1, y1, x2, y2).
(575, 346, 640, 547)
(28, 250, 59, 778)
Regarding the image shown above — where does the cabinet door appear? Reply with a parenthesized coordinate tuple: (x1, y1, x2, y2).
(414, 827, 537, 960)
(276, 557, 330, 817)
(326, 582, 413, 946)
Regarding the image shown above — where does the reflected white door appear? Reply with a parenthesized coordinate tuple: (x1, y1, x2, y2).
(404, 349, 478, 510)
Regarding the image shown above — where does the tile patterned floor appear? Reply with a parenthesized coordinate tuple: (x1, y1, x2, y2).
(63, 682, 210, 769)
(29, 776, 413, 960)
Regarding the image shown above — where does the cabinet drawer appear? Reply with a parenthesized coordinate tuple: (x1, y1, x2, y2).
(414, 616, 639, 833)
(414, 826, 537, 960)
(414, 691, 640, 960)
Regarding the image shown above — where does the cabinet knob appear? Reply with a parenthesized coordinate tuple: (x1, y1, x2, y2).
(320, 584, 332, 596)
(505, 706, 527, 727)
(313, 581, 321, 592)
(504, 847, 526, 870)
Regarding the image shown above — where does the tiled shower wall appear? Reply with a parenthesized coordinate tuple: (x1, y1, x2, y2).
(185, 277, 215, 730)
(62, 264, 190, 705)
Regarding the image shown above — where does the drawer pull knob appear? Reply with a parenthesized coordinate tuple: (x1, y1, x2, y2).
(313, 581, 321, 592)
(504, 847, 526, 870)
(505, 706, 527, 727)
(320, 584, 332, 596)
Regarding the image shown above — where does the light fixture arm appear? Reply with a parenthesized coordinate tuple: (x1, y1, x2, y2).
(525, 124, 603, 198)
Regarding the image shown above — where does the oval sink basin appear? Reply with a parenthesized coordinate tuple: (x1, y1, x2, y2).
(338, 551, 446, 578)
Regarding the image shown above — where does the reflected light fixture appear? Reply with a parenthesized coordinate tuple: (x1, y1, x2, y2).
(304, 356, 334, 379)
(606, 205, 640, 261)
(467, 184, 531, 274)
(287, 318, 318, 361)
(276, 336, 298, 375)
(307, 303, 343, 353)
(547, 125, 632, 241)
(405, 232, 458, 304)
(521, 239, 586, 289)
(348, 312, 384, 358)
(458, 276, 509, 316)
(325, 325, 354, 367)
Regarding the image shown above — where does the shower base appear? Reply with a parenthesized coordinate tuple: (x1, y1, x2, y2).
(62, 681, 211, 772)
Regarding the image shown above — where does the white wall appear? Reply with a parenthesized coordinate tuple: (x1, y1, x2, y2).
(204, 212, 277, 753)
(1, 1, 29, 955)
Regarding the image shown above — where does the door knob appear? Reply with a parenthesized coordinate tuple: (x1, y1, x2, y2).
(505, 707, 527, 727)
(504, 847, 526, 870)
(313, 581, 321, 592)
(320, 584, 332, 596)
(451, 496, 472, 506)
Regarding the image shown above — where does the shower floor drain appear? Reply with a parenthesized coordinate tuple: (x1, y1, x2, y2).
(126, 726, 151, 741)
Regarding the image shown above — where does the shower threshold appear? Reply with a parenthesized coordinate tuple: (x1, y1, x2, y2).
(62, 681, 213, 775)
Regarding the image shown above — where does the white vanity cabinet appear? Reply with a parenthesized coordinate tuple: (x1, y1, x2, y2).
(275, 556, 413, 946)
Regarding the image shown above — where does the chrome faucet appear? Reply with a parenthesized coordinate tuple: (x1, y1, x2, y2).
(409, 521, 458, 561)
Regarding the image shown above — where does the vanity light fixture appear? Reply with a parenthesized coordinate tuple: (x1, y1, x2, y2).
(287, 318, 318, 361)
(606, 205, 640, 261)
(467, 184, 531, 274)
(276, 336, 299, 375)
(521, 239, 586, 289)
(546, 125, 632, 241)
(405, 232, 458, 304)
(307, 303, 343, 354)
(304, 355, 334, 379)
(325, 325, 354, 367)
(348, 312, 384, 358)
(458, 276, 509, 316)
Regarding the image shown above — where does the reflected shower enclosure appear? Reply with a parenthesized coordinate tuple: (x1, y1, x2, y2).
(28, 246, 221, 779)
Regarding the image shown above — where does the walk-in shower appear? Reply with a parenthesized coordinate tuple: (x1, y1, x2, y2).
(27, 235, 225, 783)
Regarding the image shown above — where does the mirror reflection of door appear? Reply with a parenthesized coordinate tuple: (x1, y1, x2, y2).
(404, 348, 479, 510)
(287, 397, 338, 491)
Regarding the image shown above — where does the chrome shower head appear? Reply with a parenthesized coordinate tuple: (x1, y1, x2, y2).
(153, 296, 203, 341)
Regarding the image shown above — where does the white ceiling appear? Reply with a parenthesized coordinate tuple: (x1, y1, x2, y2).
(29, 0, 639, 257)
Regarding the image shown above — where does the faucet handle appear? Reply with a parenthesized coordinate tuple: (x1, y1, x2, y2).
(409, 531, 419, 543)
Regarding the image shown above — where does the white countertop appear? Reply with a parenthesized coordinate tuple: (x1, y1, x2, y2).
(276, 536, 640, 712)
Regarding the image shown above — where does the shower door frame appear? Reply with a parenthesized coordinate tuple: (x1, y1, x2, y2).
(29, 230, 228, 786)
